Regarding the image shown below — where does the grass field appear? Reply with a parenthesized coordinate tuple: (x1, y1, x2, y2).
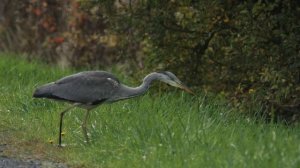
(0, 53, 299, 168)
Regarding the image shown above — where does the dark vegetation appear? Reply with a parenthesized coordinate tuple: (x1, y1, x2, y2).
(0, 0, 299, 122)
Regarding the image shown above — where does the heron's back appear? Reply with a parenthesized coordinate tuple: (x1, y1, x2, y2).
(33, 71, 120, 105)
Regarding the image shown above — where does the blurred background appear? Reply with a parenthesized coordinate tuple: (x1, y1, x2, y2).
(0, 0, 299, 122)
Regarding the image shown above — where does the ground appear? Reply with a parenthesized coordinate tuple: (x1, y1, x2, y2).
(0, 54, 299, 167)
(0, 137, 67, 168)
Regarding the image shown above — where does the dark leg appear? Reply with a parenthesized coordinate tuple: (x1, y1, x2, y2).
(82, 109, 91, 143)
(58, 104, 78, 147)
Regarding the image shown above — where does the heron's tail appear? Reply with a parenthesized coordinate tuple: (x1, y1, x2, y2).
(33, 83, 55, 98)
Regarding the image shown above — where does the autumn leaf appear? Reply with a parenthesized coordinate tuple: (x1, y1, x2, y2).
(49, 37, 65, 44)
(33, 8, 42, 16)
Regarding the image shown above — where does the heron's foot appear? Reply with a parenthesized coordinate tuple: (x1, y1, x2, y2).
(83, 135, 90, 144)
(57, 143, 66, 148)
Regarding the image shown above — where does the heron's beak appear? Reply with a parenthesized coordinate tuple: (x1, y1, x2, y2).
(178, 83, 195, 95)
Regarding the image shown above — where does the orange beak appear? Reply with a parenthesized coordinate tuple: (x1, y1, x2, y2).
(179, 84, 195, 95)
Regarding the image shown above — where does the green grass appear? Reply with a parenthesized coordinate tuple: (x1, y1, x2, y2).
(0, 53, 299, 168)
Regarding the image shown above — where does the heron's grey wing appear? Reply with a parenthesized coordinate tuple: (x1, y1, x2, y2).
(51, 71, 120, 104)
(55, 71, 119, 84)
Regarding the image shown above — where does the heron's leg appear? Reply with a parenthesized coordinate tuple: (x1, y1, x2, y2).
(82, 109, 91, 143)
(58, 104, 78, 147)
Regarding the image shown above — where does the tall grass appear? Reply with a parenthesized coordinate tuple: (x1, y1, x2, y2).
(0, 53, 299, 168)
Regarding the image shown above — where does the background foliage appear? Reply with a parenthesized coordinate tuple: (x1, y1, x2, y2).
(0, 0, 299, 121)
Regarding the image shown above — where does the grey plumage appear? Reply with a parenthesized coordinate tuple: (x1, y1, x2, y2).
(34, 71, 120, 108)
(33, 70, 194, 146)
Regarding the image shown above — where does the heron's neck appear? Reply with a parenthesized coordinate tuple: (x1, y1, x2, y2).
(115, 73, 159, 100)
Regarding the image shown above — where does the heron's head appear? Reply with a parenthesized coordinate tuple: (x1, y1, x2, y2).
(156, 71, 195, 95)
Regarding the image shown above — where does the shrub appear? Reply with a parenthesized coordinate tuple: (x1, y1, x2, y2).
(93, 0, 300, 121)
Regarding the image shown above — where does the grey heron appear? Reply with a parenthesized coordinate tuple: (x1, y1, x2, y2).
(33, 71, 194, 146)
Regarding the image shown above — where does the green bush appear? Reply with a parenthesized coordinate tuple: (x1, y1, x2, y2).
(93, 0, 300, 121)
